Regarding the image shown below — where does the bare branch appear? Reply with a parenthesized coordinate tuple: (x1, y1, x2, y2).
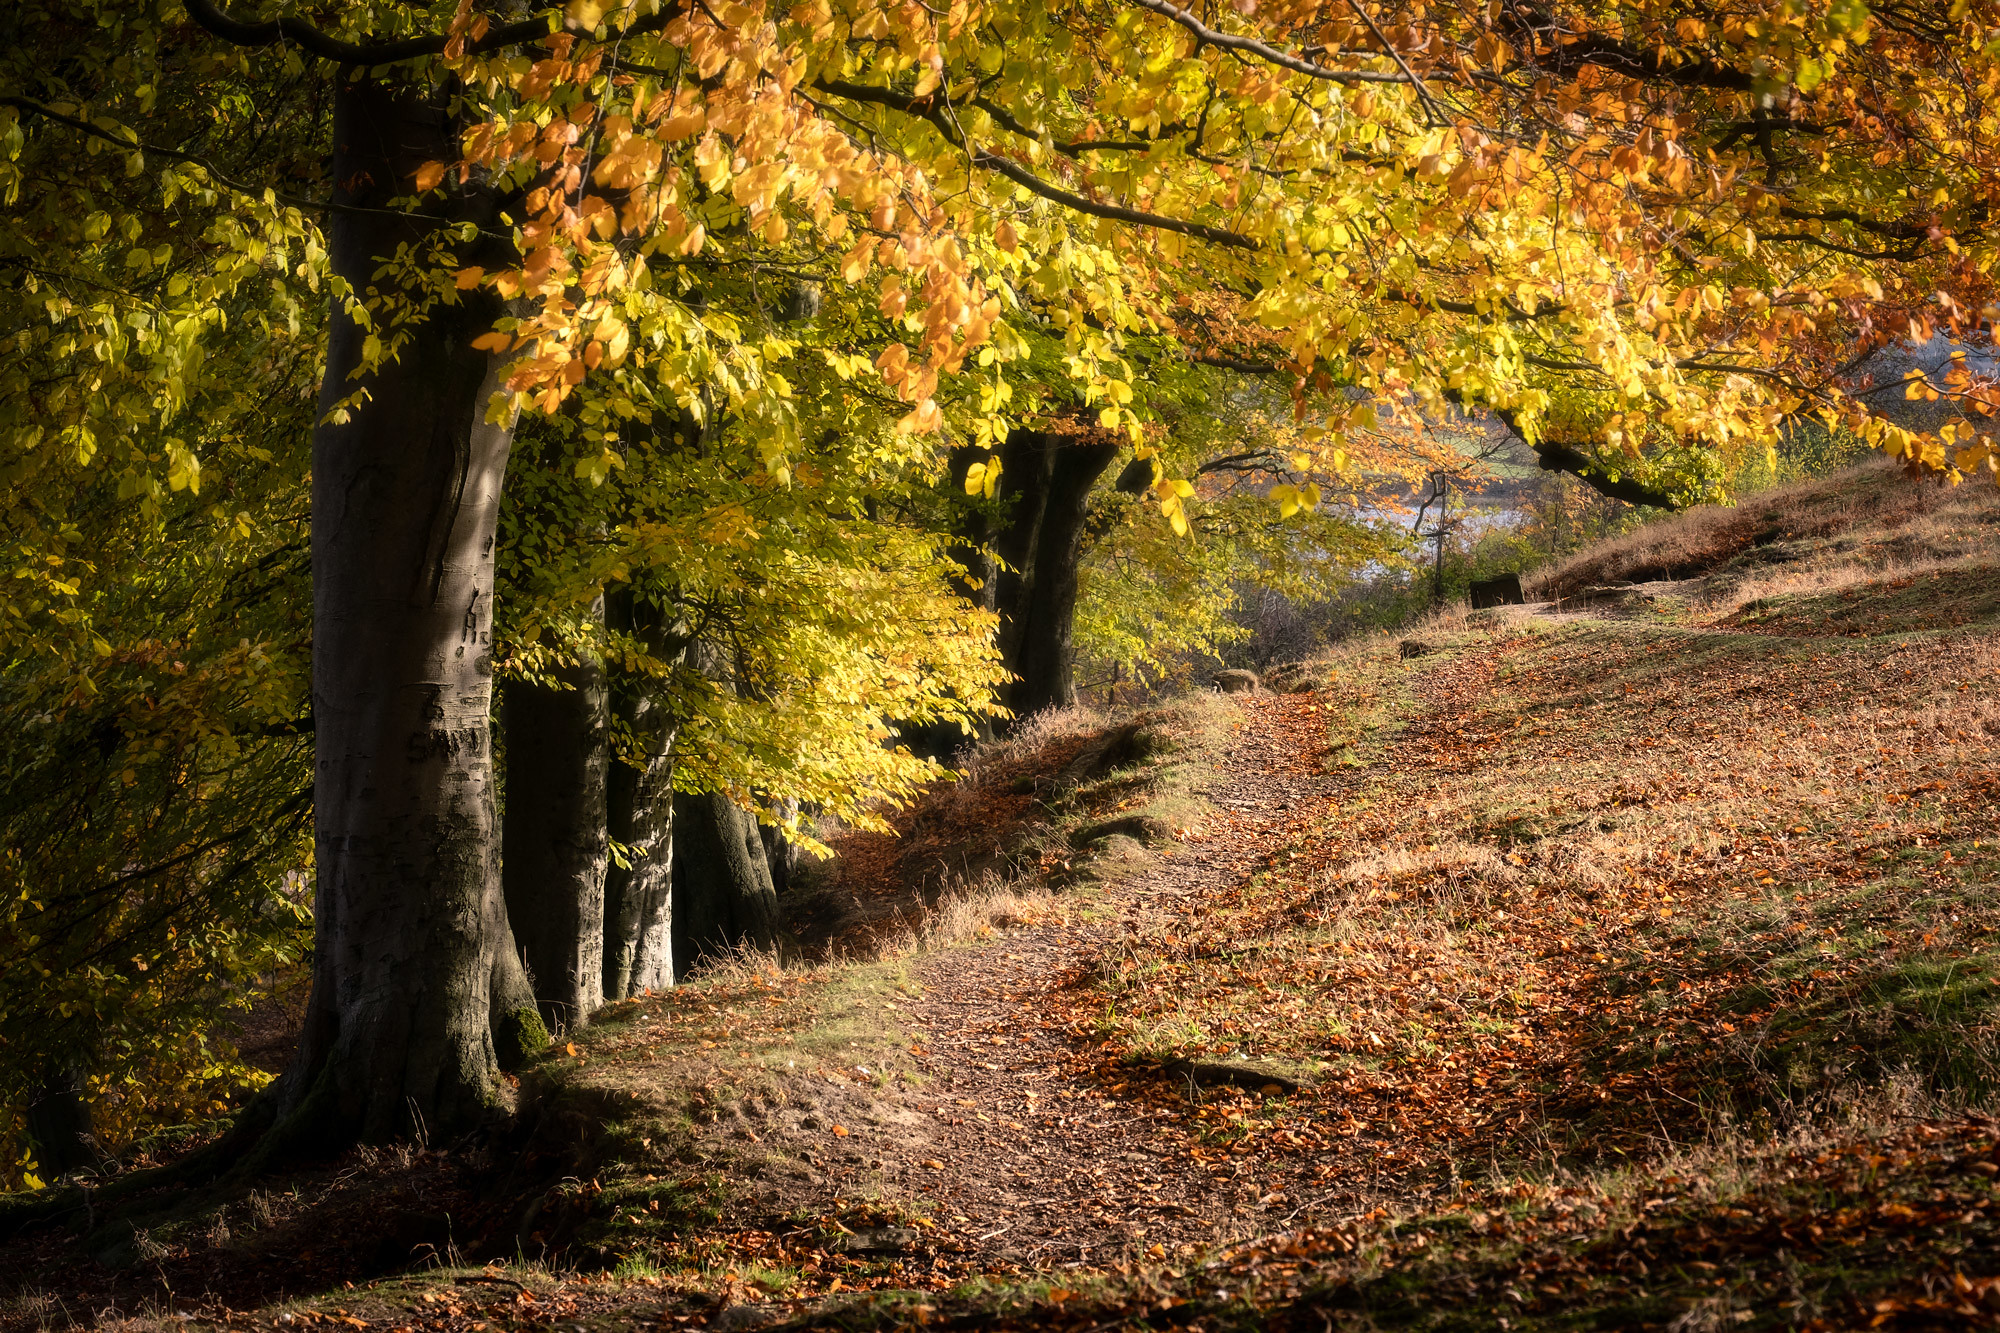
(1126, 0, 1412, 83)
(814, 79, 1261, 251)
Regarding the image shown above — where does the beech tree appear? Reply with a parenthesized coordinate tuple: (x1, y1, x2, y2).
(6, 0, 1994, 1165)
(495, 401, 1004, 994)
(944, 375, 1431, 719)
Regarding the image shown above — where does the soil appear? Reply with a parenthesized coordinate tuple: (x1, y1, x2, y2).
(783, 693, 1352, 1267)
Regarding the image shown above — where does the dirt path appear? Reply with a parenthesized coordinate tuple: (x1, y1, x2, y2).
(879, 692, 1346, 1266)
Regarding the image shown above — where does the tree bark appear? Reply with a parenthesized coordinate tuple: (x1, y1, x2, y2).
(990, 427, 1121, 719)
(601, 592, 685, 1001)
(603, 733, 676, 1000)
(280, 74, 518, 1147)
(489, 915, 546, 1071)
(671, 791, 788, 976)
(25, 1069, 98, 1178)
(501, 639, 611, 1032)
(759, 797, 801, 899)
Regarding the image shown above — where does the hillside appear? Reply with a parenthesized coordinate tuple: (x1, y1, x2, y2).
(6, 459, 2000, 1331)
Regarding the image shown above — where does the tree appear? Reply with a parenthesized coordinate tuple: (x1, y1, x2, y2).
(11, 0, 1992, 1165)
(501, 628, 612, 1031)
(0, 7, 325, 1185)
(949, 420, 1123, 718)
(494, 398, 1004, 981)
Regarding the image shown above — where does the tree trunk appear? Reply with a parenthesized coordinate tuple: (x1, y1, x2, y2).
(944, 443, 1001, 611)
(602, 593, 685, 1001)
(25, 1069, 97, 1178)
(280, 74, 518, 1147)
(490, 915, 546, 1071)
(671, 791, 788, 976)
(759, 797, 801, 899)
(991, 427, 1121, 719)
(893, 446, 1002, 762)
(501, 639, 611, 1032)
(603, 735, 676, 1000)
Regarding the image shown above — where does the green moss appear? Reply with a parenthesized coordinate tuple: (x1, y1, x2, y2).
(496, 1005, 551, 1071)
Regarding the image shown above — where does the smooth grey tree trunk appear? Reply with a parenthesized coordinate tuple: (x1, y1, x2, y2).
(671, 791, 788, 976)
(501, 641, 611, 1032)
(280, 74, 521, 1147)
(602, 593, 685, 1001)
(602, 713, 677, 1000)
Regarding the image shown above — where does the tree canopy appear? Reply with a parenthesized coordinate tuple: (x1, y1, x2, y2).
(423, 0, 1998, 506)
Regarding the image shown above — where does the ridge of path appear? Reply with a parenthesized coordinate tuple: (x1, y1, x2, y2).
(883, 691, 1357, 1268)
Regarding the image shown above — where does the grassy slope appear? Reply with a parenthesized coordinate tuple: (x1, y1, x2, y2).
(795, 464, 2000, 1329)
(11, 463, 2000, 1332)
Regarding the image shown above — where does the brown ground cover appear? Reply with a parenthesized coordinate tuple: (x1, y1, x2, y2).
(10, 464, 2000, 1332)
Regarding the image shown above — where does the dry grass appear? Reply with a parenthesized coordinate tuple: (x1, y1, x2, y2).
(1080, 604, 2000, 1181)
(1522, 459, 2000, 604)
(789, 694, 1228, 962)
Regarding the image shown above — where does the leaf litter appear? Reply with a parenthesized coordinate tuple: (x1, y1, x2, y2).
(17, 581, 2000, 1331)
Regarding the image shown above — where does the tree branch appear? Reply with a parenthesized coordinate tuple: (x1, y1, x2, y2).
(1472, 399, 1684, 508)
(1191, 351, 1283, 374)
(182, 0, 683, 63)
(1, 95, 346, 216)
(973, 149, 1259, 249)
(1531, 31, 1754, 90)
(1126, 0, 1411, 83)
(1527, 439, 1682, 508)
(813, 79, 1261, 251)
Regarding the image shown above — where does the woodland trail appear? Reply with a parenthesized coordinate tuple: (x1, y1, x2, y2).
(878, 690, 1357, 1267)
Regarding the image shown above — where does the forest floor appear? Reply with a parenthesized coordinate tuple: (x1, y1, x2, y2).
(9, 461, 2000, 1331)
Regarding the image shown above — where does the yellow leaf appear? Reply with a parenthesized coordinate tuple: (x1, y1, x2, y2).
(658, 112, 706, 141)
(471, 331, 513, 353)
(841, 242, 873, 283)
(567, 0, 606, 25)
(962, 454, 1002, 497)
